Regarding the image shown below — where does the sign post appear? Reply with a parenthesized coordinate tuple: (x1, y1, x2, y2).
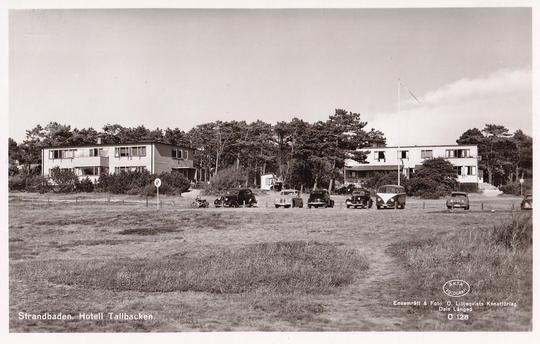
(154, 178, 162, 210)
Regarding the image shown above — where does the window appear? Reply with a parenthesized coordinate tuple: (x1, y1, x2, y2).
(421, 150, 433, 159)
(115, 147, 130, 157)
(89, 148, 99, 157)
(455, 166, 463, 176)
(49, 149, 76, 159)
(172, 148, 184, 159)
(446, 149, 470, 158)
(466, 166, 476, 176)
(398, 150, 409, 159)
(79, 166, 100, 176)
(375, 151, 386, 162)
(131, 146, 146, 157)
(114, 166, 147, 174)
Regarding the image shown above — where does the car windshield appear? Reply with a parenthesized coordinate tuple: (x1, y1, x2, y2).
(311, 190, 327, 196)
(451, 193, 467, 198)
(525, 195, 532, 201)
(378, 186, 404, 194)
(352, 190, 366, 196)
(281, 190, 297, 195)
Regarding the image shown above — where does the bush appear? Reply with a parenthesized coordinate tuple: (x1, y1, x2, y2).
(9, 174, 50, 193)
(96, 170, 154, 194)
(499, 182, 520, 195)
(206, 167, 247, 193)
(95, 170, 189, 195)
(77, 177, 94, 193)
(158, 171, 190, 195)
(8, 175, 26, 191)
(50, 167, 79, 193)
(458, 182, 479, 193)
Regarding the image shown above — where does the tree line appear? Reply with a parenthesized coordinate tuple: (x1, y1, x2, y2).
(9, 109, 386, 190)
(9, 112, 531, 192)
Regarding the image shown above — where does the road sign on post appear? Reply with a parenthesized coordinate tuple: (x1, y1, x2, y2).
(154, 178, 162, 210)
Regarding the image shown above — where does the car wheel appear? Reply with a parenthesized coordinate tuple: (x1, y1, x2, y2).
(275, 205, 279, 208)
(376, 205, 381, 209)
(400, 204, 405, 209)
(346, 205, 350, 208)
(308, 205, 312, 209)
(465, 206, 470, 210)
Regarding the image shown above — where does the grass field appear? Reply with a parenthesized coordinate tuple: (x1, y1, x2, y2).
(9, 191, 531, 331)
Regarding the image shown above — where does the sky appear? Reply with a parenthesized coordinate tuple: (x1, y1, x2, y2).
(9, 8, 532, 145)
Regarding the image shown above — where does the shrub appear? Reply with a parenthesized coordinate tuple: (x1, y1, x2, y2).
(158, 171, 190, 195)
(26, 175, 51, 194)
(95, 170, 154, 194)
(95, 170, 189, 195)
(499, 182, 520, 195)
(49, 167, 79, 193)
(77, 177, 94, 193)
(8, 175, 25, 191)
(458, 182, 479, 193)
(207, 167, 247, 193)
(9, 174, 50, 193)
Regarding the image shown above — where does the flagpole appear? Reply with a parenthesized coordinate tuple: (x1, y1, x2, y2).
(397, 78, 401, 187)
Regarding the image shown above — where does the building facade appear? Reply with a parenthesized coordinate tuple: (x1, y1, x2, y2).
(42, 142, 196, 182)
(344, 144, 481, 185)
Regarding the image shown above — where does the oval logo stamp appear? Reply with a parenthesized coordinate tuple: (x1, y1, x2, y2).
(443, 280, 470, 297)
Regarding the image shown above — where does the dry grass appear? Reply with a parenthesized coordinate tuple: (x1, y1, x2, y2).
(387, 213, 532, 329)
(9, 192, 531, 331)
(19, 241, 366, 294)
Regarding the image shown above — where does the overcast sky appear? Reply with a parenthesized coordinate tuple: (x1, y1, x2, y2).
(9, 8, 531, 145)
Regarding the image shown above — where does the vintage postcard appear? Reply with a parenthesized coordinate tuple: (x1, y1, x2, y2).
(3, 1, 536, 342)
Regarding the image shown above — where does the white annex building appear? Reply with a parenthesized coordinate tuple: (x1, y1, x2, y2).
(344, 144, 481, 185)
(42, 141, 196, 182)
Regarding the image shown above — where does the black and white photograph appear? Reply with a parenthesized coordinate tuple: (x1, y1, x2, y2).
(2, 0, 538, 340)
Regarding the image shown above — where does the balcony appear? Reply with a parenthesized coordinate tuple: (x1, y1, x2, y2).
(72, 155, 109, 167)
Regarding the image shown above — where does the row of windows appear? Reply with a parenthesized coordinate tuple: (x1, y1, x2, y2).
(114, 146, 147, 158)
(172, 148, 189, 159)
(49, 149, 77, 159)
(114, 166, 147, 173)
(456, 166, 477, 176)
(374, 149, 472, 162)
(48, 146, 191, 160)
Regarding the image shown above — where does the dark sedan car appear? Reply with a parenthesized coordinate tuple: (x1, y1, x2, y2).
(446, 192, 470, 210)
(214, 189, 257, 208)
(346, 188, 373, 209)
(521, 194, 532, 210)
(307, 189, 334, 208)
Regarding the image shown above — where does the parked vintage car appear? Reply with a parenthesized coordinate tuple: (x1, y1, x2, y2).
(521, 194, 532, 210)
(345, 188, 373, 209)
(446, 192, 470, 210)
(274, 189, 303, 208)
(375, 184, 406, 209)
(307, 189, 335, 208)
(214, 189, 257, 208)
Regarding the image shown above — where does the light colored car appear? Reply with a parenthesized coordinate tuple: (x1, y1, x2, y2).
(376, 185, 406, 209)
(446, 192, 470, 210)
(274, 189, 303, 208)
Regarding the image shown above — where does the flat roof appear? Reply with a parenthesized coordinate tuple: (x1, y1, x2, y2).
(42, 141, 194, 150)
(369, 144, 477, 149)
(346, 165, 399, 171)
